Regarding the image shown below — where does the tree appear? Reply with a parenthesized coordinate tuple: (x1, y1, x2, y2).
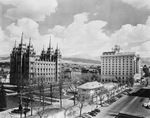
(80, 73, 93, 84)
(59, 78, 63, 108)
(143, 65, 150, 77)
(0, 84, 6, 111)
(23, 85, 34, 116)
(36, 78, 48, 118)
(67, 77, 79, 106)
(76, 96, 87, 116)
(96, 88, 107, 105)
(63, 105, 75, 118)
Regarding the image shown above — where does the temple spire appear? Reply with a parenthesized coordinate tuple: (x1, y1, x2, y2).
(56, 43, 58, 50)
(43, 45, 45, 51)
(14, 40, 16, 48)
(49, 36, 51, 48)
(21, 32, 23, 44)
(29, 37, 31, 46)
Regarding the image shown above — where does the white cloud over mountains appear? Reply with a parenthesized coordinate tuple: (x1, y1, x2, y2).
(0, 0, 58, 21)
(5, 18, 62, 55)
(49, 12, 109, 56)
(0, 11, 150, 58)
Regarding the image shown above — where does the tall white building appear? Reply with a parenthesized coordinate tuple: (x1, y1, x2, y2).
(100, 45, 141, 83)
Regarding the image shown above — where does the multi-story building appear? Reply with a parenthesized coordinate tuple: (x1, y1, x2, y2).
(10, 33, 61, 86)
(100, 45, 141, 83)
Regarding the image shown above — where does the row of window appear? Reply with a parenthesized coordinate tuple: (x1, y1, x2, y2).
(101, 79, 128, 83)
(101, 56, 133, 59)
(36, 73, 55, 75)
(102, 72, 133, 75)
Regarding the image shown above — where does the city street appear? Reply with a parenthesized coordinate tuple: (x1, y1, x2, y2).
(95, 84, 150, 118)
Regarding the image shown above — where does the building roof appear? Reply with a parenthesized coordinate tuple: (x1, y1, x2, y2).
(116, 52, 136, 55)
(103, 82, 118, 90)
(78, 81, 104, 89)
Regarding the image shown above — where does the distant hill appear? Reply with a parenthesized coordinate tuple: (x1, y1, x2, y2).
(0, 55, 100, 65)
(141, 57, 150, 66)
(0, 55, 150, 66)
(0, 56, 10, 62)
(62, 57, 100, 65)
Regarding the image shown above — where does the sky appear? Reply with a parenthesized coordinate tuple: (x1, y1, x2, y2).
(0, 0, 150, 58)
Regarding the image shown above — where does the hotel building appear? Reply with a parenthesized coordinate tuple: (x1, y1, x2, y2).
(100, 45, 141, 83)
(10, 33, 61, 86)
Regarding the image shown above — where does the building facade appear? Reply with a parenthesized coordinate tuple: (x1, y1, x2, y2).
(78, 81, 104, 103)
(10, 34, 61, 86)
(101, 45, 141, 83)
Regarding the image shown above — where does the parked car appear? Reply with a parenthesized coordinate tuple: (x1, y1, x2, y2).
(91, 110, 98, 114)
(88, 112, 96, 116)
(116, 94, 122, 98)
(101, 103, 109, 107)
(114, 96, 119, 101)
(82, 114, 92, 118)
(142, 101, 150, 108)
(94, 108, 100, 112)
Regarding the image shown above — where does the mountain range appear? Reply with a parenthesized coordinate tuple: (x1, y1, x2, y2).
(0, 54, 150, 66)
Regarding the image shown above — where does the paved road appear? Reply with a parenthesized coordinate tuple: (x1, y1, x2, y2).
(97, 84, 150, 118)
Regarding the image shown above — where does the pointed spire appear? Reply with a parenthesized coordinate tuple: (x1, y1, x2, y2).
(49, 36, 51, 48)
(43, 45, 45, 51)
(14, 40, 16, 48)
(56, 43, 58, 50)
(29, 37, 31, 46)
(21, 32, 24, 44)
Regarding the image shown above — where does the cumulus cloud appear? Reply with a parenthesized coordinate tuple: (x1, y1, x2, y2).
(1, 12, 150, 58)
(131, 41, 150, 57)
(121, 0, 150, 9)
(0, 27, 11, 55)
(49, 12, 109, 57)
(7, 18, 40, 39)
(0, 0, 58, 21)
(0, 27, 6, 41)
(5, 18, 63, 55)
(49, 12, 150, 58)
(110, 16, 150, 57)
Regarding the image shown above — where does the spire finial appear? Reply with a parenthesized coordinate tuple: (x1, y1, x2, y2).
(43, 45, 45, 51)
(14, 40, 16, 48)
(21, 32, 23, 44)
(29, 37, 31, 46)
(56, 43, 58, 50)
(49, 36, 51, 48)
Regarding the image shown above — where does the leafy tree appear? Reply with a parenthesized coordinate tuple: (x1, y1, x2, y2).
(80, 73, 93, 84)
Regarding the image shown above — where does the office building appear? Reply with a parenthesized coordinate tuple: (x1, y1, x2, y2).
(101, 45, 141, 83)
